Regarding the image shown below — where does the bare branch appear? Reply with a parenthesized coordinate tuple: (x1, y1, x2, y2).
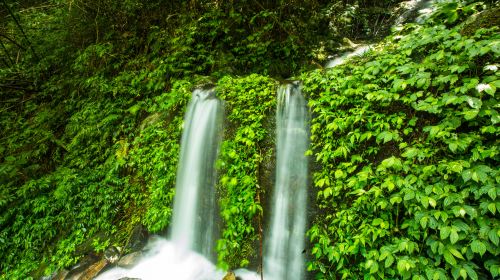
(1, 0, 39, 60)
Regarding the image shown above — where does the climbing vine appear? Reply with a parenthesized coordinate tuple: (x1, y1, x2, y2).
(216, 74, 277, 269)
(303, 2, 499, 279)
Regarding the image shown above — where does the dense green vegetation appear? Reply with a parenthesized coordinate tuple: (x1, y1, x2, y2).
(304, 2, 499, 279)
(0, 0, 499, 279)
(216, 75, 277, 269)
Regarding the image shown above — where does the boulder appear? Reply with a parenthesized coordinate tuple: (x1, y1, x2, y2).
(222, 271, 236, 280)
(124, 224, 148, 252)
(461, 7, 500, 36)
(65, 254, 99, 279)
(77, 259, 108, 280)
(51, 270, 69, 280)
(117, 252, 143, 268)
(104, 246, 121, 264)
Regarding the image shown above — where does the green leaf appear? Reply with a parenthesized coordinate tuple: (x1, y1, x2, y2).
(397, 259, 411, 273)
(390, 196, 402, 204)
(450, 229, 459, 244)
(385, 255, 395, 268)
(464, 264, 478, 280)
(448, 247, 464, 259)
(420, 216, 429, 228)
(462, 169, 472, 182)
(463, 109, 479, 120)
(465, 96, 482, 109)
(335, 169, 344, 179)
(444, 251, 457, 265)
(440, 226, 451, 240)
(323, 187, 333, 199)
(429, 197, 437, 208)
(487, 203, 496, 214)
(489, 229, 499, 246)
(470, 240, 486, 256)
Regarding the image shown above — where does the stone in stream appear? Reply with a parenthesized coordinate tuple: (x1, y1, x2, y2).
(124, 224, 148, 252)
(117, 252, 143, 268)
(222, 271, 236, 280)
(77, 259, 108, 280)
(50, 269, 69, 280)
(65, 254, 99, 279)
(104, 246, 121, 264)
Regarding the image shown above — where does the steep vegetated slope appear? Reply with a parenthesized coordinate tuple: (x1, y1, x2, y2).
(304, 2, 499, 279)
(0, 0, 498, 279)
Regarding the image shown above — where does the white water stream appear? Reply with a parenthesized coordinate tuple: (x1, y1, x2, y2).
(96, 88, 226, 280)
(264, 83, 309, 280)
(170, 88, 223, 260)
(325, 45, 372, 68)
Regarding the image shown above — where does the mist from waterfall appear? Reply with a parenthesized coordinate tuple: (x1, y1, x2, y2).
(265, 83, 309, 280)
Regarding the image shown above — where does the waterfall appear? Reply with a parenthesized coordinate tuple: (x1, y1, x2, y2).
(265, 83, 309, 280)
(325, 45, 372, 68)
(170, 87, 223, 261)
(95, 88, 225, 280)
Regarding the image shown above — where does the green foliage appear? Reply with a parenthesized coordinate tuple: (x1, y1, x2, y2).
(1, 0, 498, 278)
(215, 74, 277, 269)
(0, 58, 192, 278)
(303, 3, 499, 279)
(127, 80, 191, 232)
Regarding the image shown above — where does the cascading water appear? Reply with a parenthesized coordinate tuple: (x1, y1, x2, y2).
(95, 88, 224, 280)
(171, 88, 223, 261)
(325, 0, 434, 69)
(325, 45, 372, 68)
(265, 83, 309, 280)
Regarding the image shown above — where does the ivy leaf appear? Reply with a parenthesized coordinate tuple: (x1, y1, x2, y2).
(390, 196, 402, 204)
(377, 131, 393, 144)
(470, 240, 486, 256)
(323, 187, 333, 199)
(420, 216, 429, 228)
(450, 228, 459, 244)
(463, 264, 478, 280)
(448, 247, 464, 259)
(385, 255, 395, 268)
(429, 198, 437, 208)
(487, 203, 496, 214)
(335, 169, 344, 179)
(465, 96, 482, 109)
(443, 251, 457, 265)
(463, 109, 479, 120)
(440, 226, 451, 240)
(397, 259, 411, 273)
(462, 169, 472, 182)
(489, 229, 499, 246)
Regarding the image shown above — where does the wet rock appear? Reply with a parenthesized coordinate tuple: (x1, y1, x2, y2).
(46, 270, 68, 280)
(394, 0, 432, 25)
(66, 254, 99, 279)
(77, 259, 108, 280)
(461, 7, 500, 37)
(117, 252, 143, 268)
(125, 224, 148, 252)
(139, 112, 162, 131)
(104, 246, 121, 264)
(222, 271, 236, 280)
(40, 273, 55, 280)
(342, 37, 359, 49)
